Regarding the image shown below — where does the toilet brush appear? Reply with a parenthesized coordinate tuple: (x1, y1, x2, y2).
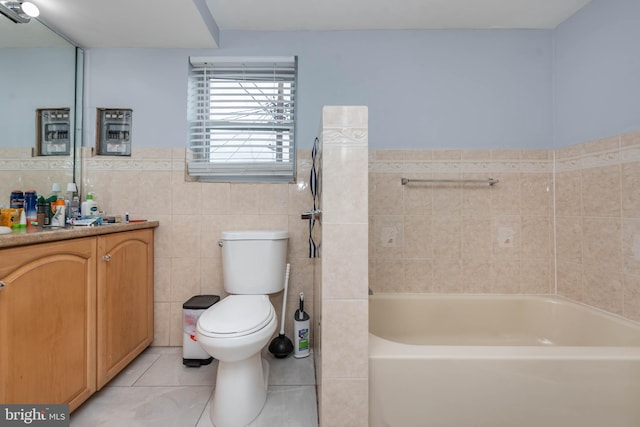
(268, 263, 294, 358)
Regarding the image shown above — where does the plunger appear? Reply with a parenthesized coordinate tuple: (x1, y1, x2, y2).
(268, 263, 294, 358)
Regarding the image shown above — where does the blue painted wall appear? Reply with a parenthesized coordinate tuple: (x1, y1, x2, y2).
(85, 30, 553, 150)
(553, 0, 640, 147)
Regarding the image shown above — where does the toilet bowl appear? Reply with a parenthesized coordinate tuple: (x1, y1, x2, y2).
(195, 230, 288, 427)
(197, 295, 277, 427)
(197, 295, 277, 361)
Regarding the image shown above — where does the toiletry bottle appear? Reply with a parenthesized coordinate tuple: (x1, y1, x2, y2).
(68, 196, 80, 220)
(24, 190, 37, 226)
(81, 193, 98, 217)
(37, 201, 46, 226)
(18, 209, 27, 229)
(51, 199, 66, 227)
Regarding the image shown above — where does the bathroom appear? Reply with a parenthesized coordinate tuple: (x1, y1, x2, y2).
(1, 0, 640, 425)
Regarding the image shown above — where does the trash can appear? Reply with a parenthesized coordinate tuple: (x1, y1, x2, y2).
(183, 294, 220, 367)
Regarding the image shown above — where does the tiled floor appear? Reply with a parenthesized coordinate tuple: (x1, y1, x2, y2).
(70, 347, 318, 427)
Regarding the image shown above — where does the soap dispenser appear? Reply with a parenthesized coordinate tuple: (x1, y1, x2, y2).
(81, 193, 98, 217)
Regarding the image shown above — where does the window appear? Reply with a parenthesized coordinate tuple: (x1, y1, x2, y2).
(187, 56, 297, 182)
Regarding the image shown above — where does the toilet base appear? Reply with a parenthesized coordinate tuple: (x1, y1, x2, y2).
(210, 354, 269, 427)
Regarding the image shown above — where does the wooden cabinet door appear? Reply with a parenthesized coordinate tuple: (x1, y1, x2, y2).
(0, 238, 97, 411)
(96, 229, 154, 389)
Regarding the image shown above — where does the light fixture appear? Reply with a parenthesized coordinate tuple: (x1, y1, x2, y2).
(0, 0, 39, 24)
(21, 1, 39, 17)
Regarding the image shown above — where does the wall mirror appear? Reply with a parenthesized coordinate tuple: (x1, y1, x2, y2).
(0, 15, 82, 203)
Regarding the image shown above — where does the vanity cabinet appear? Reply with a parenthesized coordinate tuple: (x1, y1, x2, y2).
(96, 229, 154, 389)
(0, 238, 97, 411)
(0, 226, 155, 411)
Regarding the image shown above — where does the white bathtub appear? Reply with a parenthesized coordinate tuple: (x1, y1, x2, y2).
(369, 294, 640, 427)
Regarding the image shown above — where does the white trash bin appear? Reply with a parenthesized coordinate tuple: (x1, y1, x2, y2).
(183, 295, 220, 367)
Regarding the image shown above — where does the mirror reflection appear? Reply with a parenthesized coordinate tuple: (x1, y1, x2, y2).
(0, 15, 78, 205)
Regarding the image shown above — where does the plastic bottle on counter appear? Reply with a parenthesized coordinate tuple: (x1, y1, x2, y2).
(51, 199, 66, 227)
(24, 190, 37, 226)
(81, 193, 98, 217)
(68, 196, 80, 220)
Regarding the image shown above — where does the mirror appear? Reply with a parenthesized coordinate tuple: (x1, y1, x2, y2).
(0, 15, 81, 205)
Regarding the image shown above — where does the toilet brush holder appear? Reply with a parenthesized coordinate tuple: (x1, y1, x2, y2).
(293, 292, 310, 358)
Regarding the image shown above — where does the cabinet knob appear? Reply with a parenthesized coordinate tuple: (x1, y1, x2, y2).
(0, 280, 5, 290)
(102, 254, 112, 262)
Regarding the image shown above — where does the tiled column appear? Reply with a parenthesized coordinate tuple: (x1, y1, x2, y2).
(315, 106, 369, 426)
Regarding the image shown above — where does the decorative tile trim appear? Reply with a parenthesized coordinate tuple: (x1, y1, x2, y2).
(0, 157, 73, 171)
(369, 159, 552, 174)
(555, 144, 640, 172)
(322, 128, 368, 147)
(83, 157, 174, 171)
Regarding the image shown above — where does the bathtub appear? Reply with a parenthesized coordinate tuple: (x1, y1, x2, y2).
(369, 294, 640, 427)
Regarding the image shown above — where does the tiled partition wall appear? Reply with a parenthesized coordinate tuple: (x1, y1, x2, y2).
(555, 131, 640, 321)
(81, 147, 315, 346)
(314, 106, 369, 427)
(369, 149, 555, 295)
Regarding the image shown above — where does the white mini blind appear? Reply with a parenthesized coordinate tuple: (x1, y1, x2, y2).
(188, 56, 297, 182)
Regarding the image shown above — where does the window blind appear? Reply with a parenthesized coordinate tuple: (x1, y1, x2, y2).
(187, 56, 297, 182)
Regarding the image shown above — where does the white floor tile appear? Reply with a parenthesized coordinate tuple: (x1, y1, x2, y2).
(264, 351, 316, 386)
(70, 386, 212, 427)
(196, 386, 318, 427)
(71, 347, 317, 427)
(248, 386, 318, 427)
(143, 346, 182, 355)
(134, 353, 218, 386)
(108, 352, 161, 387)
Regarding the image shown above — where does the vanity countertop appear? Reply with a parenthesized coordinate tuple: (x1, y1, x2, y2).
(0, 221, 159, 249)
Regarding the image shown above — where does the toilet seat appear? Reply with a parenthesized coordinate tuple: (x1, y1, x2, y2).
(198, 295, 274, 339)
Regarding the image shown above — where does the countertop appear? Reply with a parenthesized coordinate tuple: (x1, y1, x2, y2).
(0, 221, 159, 249)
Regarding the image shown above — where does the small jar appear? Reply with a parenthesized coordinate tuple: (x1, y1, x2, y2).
(37, 202, 51, 226)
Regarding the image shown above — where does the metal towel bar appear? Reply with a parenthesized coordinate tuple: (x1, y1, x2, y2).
(401, 177, 499, 186)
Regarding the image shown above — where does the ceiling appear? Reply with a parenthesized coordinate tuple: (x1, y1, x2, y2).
(2, 0, 593, 48)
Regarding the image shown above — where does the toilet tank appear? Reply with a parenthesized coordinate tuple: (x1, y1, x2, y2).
(220, 230, 289, 294)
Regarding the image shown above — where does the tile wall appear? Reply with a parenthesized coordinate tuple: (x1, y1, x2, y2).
(555, 131, 640, 320)
(369, 149, 555, 295)
(81, 147, 315, 346)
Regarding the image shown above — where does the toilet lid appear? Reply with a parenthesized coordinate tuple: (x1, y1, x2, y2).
(198, 295, 274, 338)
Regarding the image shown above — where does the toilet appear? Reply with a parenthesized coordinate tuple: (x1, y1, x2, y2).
(196, 230, 288, 427)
